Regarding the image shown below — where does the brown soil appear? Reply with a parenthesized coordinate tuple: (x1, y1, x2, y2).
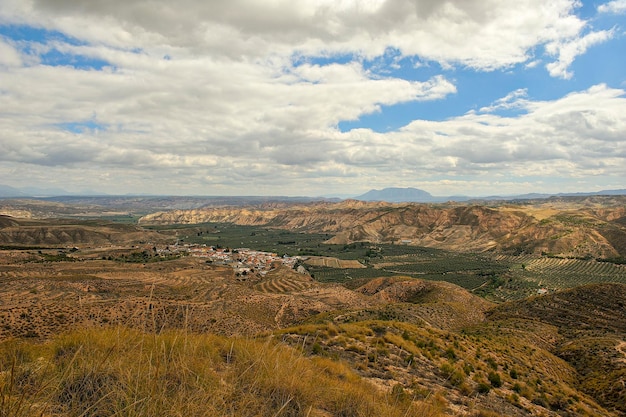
(139, 196, 626, 258)
(304, 256, 366, 269)
(0, 251, 374, 339)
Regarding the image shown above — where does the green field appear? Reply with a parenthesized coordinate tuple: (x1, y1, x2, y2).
(145, 222, 626, 301)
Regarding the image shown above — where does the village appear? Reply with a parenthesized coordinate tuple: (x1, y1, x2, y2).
(158, 243, 303, 277)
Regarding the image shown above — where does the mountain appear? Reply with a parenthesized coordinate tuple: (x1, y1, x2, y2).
(0, 183, 109, 198)
(353, 187, 626, 203)
(0, 184, 26, 198)
(354, 187, 444, 202)
(481, 189, 626, 201)
(19, 186, 72, 196)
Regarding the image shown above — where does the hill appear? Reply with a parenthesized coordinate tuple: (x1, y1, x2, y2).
(348, 276, 494, 330)
(1, 211, 626, 415)
(483, 284, 626, 414)
(0, 216, 168, 247)
(139, 197, 626, 258)
(487, 283, 626, 334)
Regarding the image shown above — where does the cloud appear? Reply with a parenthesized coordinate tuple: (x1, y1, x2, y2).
(0, 0, 599, 72)
(479, 89, 529, 113)
(598, 0, 626, 14)
(0, 38, 22, 67)
(398, 84, 626, 176)
(545, 29, 614, 79)
(3, 78, 624, 195)
(0, 0, 624, 196)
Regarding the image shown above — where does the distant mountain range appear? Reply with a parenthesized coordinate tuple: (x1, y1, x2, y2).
(0, 184, 23, 198)
(2, 183, 625, 203)
(0, 184, 92, 198)
(353, 187, 626, 203)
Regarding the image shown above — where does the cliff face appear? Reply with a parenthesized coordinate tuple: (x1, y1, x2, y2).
(139, 199, 626, 258)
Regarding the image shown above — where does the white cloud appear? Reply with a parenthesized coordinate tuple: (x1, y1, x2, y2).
(0, 38, 22, 67)
(3, 81, 624, 196)
(0, 0, 600, 71)
(545, 29, 614, 79)
(525, 60, 541, 69)
(396, 84, 626, 179)
(479, 89, 529, 113)
(0, 0, 624, 196)
(598, 0, 626, 14)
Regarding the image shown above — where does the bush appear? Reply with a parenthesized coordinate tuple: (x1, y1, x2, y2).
(477, 382, 491, 394)
(488, 371, 502, 388)
(440, 363, 466, 387)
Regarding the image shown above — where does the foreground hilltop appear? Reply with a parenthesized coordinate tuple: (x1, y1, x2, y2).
(2, 244, 625, 415)
(139, 196, 626, 258)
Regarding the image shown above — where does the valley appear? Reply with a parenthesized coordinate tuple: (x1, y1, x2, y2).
(0, 196, 625, 416)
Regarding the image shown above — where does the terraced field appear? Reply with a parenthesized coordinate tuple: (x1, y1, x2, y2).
(304, 256, 365, 269)
(0, 251, 251, 339)
(254, 275, 315, 293)
(490, 254, 626, 300)
(305, 249, 626, 301)
(0, 248, 377, 339)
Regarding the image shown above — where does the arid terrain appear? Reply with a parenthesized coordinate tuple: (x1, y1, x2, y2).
(1, 196, 625, 416)
(140, 195, 626, 259)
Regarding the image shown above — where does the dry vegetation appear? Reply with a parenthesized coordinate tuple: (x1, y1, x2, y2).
(1, 327, 452, 417)
(303, 257, 366, 269)
(1, 246, 624, 416)
(1, 197, 625, 416)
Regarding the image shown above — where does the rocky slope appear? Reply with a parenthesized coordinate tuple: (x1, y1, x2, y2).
(139, 197, 626, 258)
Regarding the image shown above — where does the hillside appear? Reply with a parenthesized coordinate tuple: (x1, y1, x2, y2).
(139, 197, 626, 258)
(0, 196, 337, 219)
(346, 276, 494, 330)
(2, 244, 624, 415)
(0, 216, 168, 247)
(488, 283, 626, 335)
(483, 284, 626, 414)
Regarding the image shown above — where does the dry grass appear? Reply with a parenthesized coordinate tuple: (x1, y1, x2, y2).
(0, 326, 450, 417)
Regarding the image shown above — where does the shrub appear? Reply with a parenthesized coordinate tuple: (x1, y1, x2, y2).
(488, 371, 502, 388)
(477, 382, 491, 394)
(445, 347, 457, 361)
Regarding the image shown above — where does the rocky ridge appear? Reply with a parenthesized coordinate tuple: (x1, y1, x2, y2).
(139, 198, 626, 258)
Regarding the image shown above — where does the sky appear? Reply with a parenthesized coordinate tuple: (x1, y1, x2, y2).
(0, 0, 625, 197)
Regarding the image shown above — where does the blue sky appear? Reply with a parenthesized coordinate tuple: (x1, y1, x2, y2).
(0, 0, 625, 197)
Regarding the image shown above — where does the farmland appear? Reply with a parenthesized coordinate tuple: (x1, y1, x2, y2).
(146, 222, 626, 301)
